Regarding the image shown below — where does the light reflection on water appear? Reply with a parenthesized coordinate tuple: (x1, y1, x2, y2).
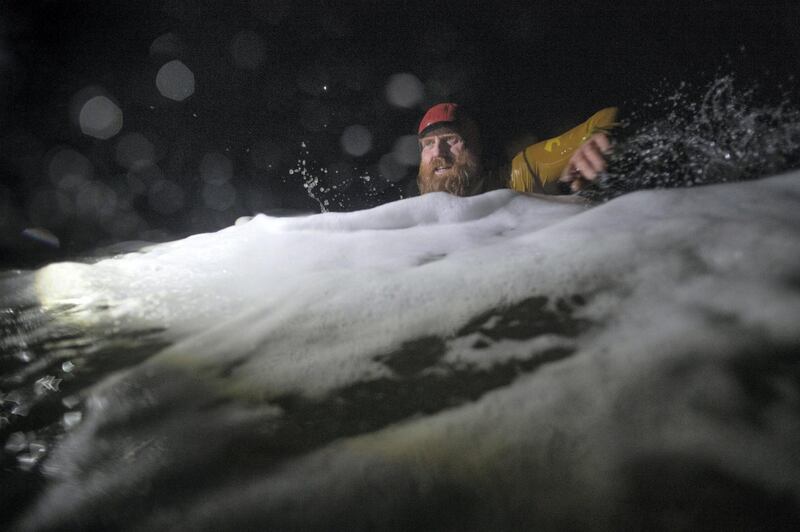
(1, 273, 168, 477)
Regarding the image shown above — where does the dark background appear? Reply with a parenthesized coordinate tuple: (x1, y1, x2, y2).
(2, 0, 799, 267)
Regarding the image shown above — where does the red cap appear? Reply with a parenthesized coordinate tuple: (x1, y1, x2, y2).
(418, 102, 466, 136)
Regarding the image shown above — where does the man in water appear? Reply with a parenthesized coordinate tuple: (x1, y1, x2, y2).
(416, 102, 617, 196)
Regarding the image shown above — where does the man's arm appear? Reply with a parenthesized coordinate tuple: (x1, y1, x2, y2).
(508, 107, 618, 194)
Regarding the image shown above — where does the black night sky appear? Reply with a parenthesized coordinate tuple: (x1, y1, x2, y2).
(2, 1, 799, 267)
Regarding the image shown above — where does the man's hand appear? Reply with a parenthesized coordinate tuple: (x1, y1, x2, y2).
(559, 132, 612, 192)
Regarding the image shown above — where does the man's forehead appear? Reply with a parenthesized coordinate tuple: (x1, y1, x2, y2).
(418, 125, 462, 140)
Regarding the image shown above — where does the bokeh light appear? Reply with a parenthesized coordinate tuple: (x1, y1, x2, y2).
(340, 125, 372, 157)
(75, 182, 117, 221)
(115, 133, 156, 171)
(391, 135, 420, 166)
(126, 164, 164, 196)
(378, 153, 407, 182)
(202, 182, 237, 211)
(149, 32, 185, 57)
(46, 148, 94, 188)
(148, 179, 185, 215)
(156, 60, 195, 102)
(385, 73, 424, 108)
(230, 30, 266, 70)
(199, 152, 233, 184)
(78, 95, 123, 140)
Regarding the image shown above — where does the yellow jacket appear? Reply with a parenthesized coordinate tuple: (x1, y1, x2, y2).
(508, 107, 619, 194)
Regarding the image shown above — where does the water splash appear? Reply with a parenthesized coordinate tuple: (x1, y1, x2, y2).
(287, 142, 404, 212)
(583, 76, 800, 200)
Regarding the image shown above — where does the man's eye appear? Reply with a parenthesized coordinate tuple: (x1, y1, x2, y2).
(447, 136, 462, 146)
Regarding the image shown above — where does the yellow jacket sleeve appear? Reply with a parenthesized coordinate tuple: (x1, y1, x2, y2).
(508, 107, 619, 194)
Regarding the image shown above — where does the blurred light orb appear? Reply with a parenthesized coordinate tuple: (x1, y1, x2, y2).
(202, 182, 237, 211)
(76, 182, 117, 221)
(199, 152, 233, 184)
(230, 30, 266, 70)
(156, 60, 195, 101)
(115, 132, 156, 170)
(78, 96, 123, 140)
(385, 73, 424, 108)
(340, 125, 372, 157)
(148, 179, 185, 215)
(47, 148, 94, 188)
(149, 32, 185, 57)
(379, 153, 407, 182)
(391, 135, 421, 166)
(127, 164, 165, 196)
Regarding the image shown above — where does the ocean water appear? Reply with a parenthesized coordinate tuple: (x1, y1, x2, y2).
(2, 79, 800, 530)
(2, 172, 799, 530)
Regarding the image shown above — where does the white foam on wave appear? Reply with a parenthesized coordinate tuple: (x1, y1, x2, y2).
(32, 173, 800, 401)
(13, 172, 800, 531)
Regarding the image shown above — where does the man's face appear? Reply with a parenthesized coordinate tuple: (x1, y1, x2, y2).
(417, 125, 482, 196)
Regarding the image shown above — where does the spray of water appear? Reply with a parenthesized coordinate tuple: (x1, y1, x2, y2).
(287, 142, 404, 212)
(582, 75, 800, 201)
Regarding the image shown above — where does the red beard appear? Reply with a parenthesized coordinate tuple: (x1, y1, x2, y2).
(417, 153, 482, 196)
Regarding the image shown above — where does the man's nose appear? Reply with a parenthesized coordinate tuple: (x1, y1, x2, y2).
(433, 138, 450, 158)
